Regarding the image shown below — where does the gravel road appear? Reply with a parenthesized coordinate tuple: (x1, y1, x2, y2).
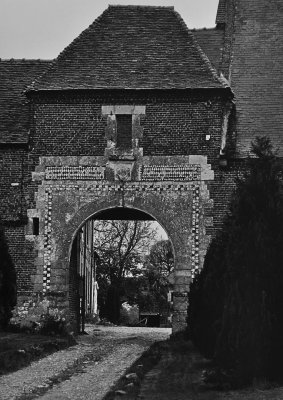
(0, 325, 170, 400)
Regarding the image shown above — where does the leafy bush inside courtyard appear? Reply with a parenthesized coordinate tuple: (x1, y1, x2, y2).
(188, 137, 283, 386)
(9, 299, 69, 336)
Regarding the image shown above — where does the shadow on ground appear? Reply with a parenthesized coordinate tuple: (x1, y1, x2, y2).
(0, 332, 74, 375)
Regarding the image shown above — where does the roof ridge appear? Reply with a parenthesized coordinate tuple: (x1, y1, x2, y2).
(173, 9, 229, 88)
(1, 59, 53, 62)
(191, 28, 217, 32)
(108, 5, 174, 9)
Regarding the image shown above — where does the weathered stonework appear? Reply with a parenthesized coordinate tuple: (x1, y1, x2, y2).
(28, 154, 214, 332)
(45, 166, 105, 181)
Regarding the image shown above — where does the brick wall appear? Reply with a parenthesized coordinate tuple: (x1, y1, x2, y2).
(0, 146, 38, 297)
(141, 100, 224, 157)
(207, 159, 246, 236)
(3, 224, 36, 295)
(221, 0, 283, 156)
(29, 90, 228, 161)
(0, 146, 26, 221)
(31, 101, 107, 157)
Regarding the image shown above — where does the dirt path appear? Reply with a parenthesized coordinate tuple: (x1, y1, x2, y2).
(38, 326, 170, 400)
(0, 326, 170, 400)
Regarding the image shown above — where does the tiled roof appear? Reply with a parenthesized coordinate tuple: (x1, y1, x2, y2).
(0, 59, 52, 144)
(192, 28, 224, 72)
(216, 0, 227, 25)
(29, 6, 228, 91)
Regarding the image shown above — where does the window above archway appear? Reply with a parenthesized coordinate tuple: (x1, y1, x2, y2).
(102, 105, 145, 159)
(116, 114, 132, 150)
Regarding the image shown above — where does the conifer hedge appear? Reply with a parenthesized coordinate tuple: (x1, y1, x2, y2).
(188, 137, 283, 384)
(0, 223, 16, 330)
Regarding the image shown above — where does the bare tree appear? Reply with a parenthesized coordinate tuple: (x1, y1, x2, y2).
(92, 219, 159, 323)
(93, 220, 158, 285)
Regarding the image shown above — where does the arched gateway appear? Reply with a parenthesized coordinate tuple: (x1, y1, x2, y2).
(29, 154, 214, 333)
(69, 207, 169, 333)
(9, 5, 233, 334)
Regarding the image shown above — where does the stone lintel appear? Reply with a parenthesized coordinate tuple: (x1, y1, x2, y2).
(27, 209, 39, 218)
(101, 105, 146, 115)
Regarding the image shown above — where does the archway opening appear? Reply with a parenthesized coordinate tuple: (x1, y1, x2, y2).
(69, 207, 174, 334)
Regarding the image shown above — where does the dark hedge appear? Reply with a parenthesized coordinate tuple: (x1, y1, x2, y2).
(188, 137, 283, 385)
(0, 223, 17, 330)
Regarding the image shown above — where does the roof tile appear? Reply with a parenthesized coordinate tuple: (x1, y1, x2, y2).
(30, 6, 228, 91)
(0, 59, 52, 143)
(216, 0, 227, 25)
(193, 28, 224, 71)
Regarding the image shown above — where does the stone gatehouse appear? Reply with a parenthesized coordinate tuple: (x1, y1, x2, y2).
(30, 153, 215, 331)
(1, 1, 282, 333)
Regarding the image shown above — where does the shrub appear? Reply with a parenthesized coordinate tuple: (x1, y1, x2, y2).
(119, 302, 139, 326)
(0, 224, 17, 330)
(188, 137, 283, 385)
(85, 313, 100, 324)
(9, 300, 69, 336)
(187, 228, 228, 358)
(215, 138, 283, 383)
(38, 312, 68, 336)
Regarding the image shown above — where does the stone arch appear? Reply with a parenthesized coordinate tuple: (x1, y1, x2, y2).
(53, 189, 191, 286)
(65, 200, 176, 332)
(66, 202, 176, 271)
(50, 188, 193, 333)
(30, 154, 214, 333)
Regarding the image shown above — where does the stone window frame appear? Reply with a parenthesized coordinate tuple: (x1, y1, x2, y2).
(102, 105, 145, 159)
(25, 209, 41, 240)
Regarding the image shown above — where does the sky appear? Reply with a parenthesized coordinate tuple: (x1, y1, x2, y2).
(0, 0, 219, 60)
